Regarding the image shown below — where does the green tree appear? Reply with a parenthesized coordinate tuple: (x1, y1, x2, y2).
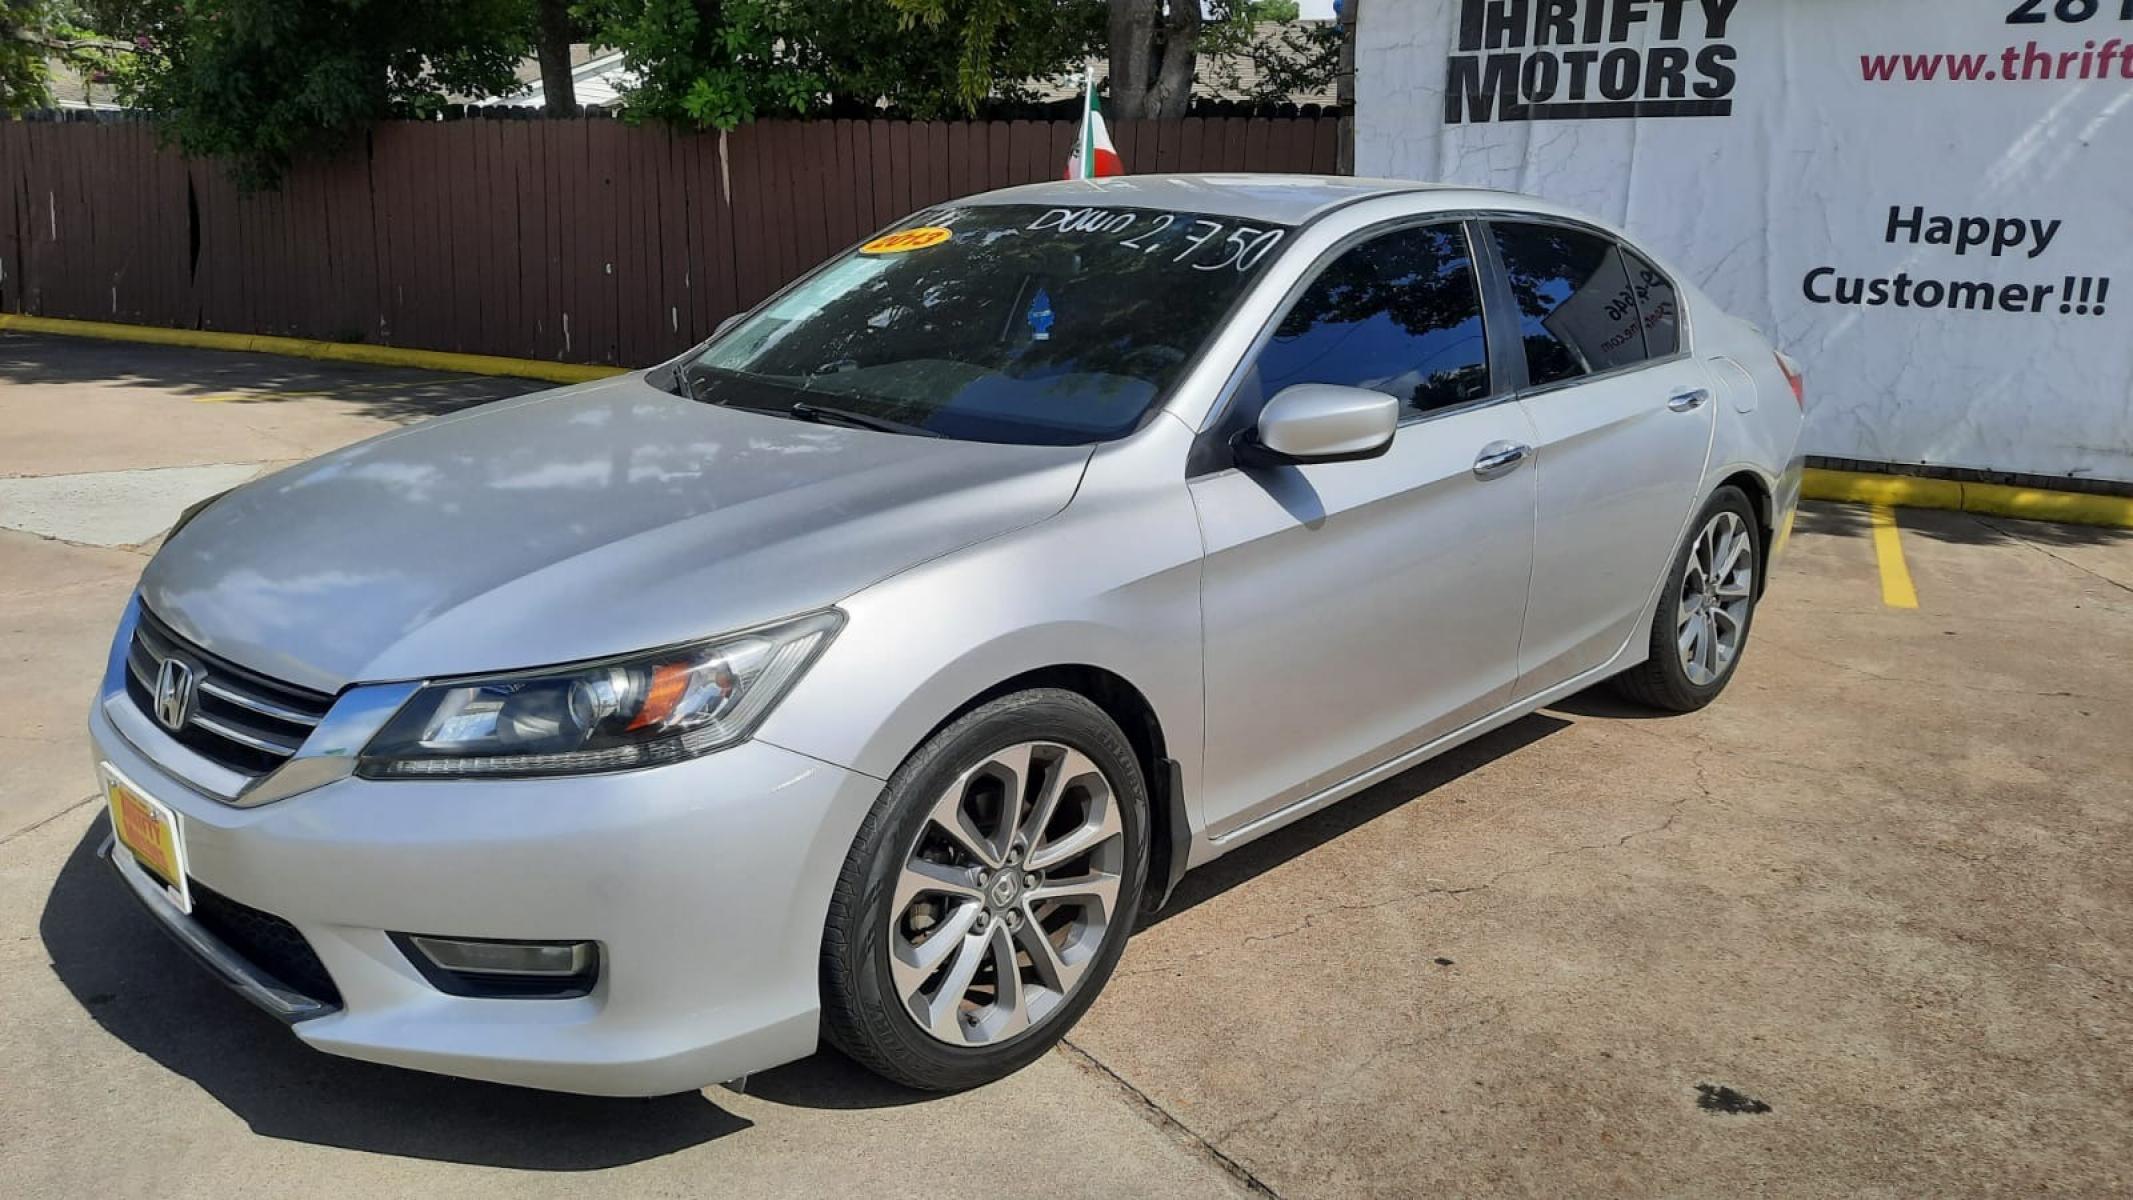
(86, 0, 538, 185)
(3, 0, 110, 112)
(586, 0, 1103, 128)
(534, 0, 582, 116)
(1198, 0, 1339, 105)
(1104, 0, 1197, 118)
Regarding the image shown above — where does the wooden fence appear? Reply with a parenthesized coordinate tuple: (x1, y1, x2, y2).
(0, 114, 1345, 367)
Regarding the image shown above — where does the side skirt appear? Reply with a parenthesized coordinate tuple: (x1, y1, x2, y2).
(1196, 644, 1644, 862)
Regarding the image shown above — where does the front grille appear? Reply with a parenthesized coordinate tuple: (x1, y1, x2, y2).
(124, 607, 334, 777)
(189, 881, 344, 1007)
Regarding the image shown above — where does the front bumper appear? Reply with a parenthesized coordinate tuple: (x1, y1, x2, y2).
(89, 699, 883, 1096)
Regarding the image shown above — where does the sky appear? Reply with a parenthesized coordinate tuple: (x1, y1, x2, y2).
(1297, 0, 1337, 15)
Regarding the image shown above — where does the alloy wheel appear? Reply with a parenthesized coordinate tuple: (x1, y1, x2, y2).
(887, 741, 1125, 1046)
(1677, 510, 1755, 686)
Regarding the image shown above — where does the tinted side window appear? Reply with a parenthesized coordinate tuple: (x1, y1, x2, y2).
(1490, 223, 1646, 387)
(1623, 249, 1680, 358)
(1256, 224, 1490, 416)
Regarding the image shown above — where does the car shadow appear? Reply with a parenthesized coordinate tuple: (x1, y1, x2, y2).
(44, 710, 1590, 1131)
(756, 711, 1581, 1107)
(1795, 497, 2133, 550)
(39, 818, 751, 1170)
(1141, 710, 1574, 927)
(0, 332, 545, 425)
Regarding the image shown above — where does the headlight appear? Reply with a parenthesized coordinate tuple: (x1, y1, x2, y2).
(356, 611, 842, 779)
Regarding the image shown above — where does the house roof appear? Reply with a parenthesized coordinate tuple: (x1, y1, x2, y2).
(38, 58, 124, 111)
(473, 45, 632, 109)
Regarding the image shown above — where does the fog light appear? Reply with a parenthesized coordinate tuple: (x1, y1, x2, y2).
(394, 934, 599, 998)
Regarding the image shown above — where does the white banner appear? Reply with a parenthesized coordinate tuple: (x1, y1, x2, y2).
(1356, 0, 2133, 484)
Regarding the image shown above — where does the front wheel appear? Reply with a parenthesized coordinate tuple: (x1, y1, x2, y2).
(820, 689, 1148, 1091)
(1610, 486, 1762, 712)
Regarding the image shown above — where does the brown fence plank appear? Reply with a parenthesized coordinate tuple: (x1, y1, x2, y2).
(984, 121, 1012, 195)
(617, 120, 647, 363)
(656, 126, 692, 355)
(704, 130, 738, 325)
(796, 120, 833, 269)
(1178, 117, 1206, 173)
(866, 123, 894, 230)
(504, 119, 539, 357)
(0, 115, 1350, 363)
(1243, 118, 1273, 175)
(764, 121, 799, 297)
(837, 120, 870, 243)
(469, 118, 498, 354)
(1007, 120, 1037, 186)
(726, 123, 765, 310)
(1296, 118, 1330, 175)
(0, 123, 20, 313)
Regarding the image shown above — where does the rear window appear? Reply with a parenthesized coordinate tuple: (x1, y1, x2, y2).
(1623, 248, 1681, 358)
(1489, 222, 1648, 387)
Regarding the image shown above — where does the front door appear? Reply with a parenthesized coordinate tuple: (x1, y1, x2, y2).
(1191, 222, 1538, 840)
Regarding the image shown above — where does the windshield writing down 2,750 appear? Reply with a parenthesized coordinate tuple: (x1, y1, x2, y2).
(685, 204, 1291, 447)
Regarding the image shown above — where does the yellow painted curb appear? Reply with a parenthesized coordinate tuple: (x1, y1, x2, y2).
(1803, 467, 2133, 530)
(0, 313, 626, 386)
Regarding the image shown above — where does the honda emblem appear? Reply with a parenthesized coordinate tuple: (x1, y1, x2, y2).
(153, 657, 196, 732)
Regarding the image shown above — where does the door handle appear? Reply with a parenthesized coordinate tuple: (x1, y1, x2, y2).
(1472, 441, 1530, 479)
(1668, 387, 1712, 412)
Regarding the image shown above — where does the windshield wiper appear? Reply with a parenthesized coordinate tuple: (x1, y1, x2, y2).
(785, 400, 942, 438)
(680, 364, 942, 438)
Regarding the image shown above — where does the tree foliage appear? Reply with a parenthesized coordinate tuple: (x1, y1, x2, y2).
(588, 0, 1104, 128)
(1197, 0, 1338, 105)
(59, 0, 1337, 187)
(1094, 0, 1340, 119)
(1105, 0, 1197, 119)
(3, 0, 104, 112)
(85, 0, 537, 185)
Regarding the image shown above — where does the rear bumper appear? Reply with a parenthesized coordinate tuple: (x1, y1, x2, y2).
(89, 698, 884, 1096)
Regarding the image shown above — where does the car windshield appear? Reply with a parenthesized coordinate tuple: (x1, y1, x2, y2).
(678, 204, 1292, 445)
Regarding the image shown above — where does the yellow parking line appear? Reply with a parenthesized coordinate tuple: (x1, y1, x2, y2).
(1868, 504, 1919, 609)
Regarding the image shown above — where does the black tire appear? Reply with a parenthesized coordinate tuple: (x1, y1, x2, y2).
(820, 688, 1150, 1092)
(1610, 485, 1762, 713)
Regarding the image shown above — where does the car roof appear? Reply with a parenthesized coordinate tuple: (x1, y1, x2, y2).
(958, 174, 1486, 227)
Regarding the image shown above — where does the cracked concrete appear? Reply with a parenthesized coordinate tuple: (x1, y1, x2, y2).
(2, 333, 2130, 1196)
(0, 463, 266, 547)
(1067, 504, 2133, 1198)
(0, 334, 1251, 1200)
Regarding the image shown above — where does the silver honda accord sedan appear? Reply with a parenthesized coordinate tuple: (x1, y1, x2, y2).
(90, 174, 1804, 1095)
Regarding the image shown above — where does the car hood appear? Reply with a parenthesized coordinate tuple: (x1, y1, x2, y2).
(140, 374, 1091, 693)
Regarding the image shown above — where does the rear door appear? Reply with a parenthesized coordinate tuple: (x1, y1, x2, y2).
(1191, 220, 1537, 839)
(1483, 221, 1717, 695)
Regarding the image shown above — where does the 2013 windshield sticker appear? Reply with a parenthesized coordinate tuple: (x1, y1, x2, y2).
(860, 226, 954, 255)
(1025, 208, 1287, 272)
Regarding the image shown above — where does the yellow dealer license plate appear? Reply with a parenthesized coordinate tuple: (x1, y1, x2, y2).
(104, 765, 192, 913)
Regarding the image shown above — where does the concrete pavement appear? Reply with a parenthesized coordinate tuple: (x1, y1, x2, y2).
(2, 331, 2128, 1196)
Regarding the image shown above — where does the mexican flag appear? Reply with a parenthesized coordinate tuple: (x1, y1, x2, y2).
(1065, 69, 1124, 180)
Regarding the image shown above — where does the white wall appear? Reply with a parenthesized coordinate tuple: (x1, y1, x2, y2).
(1357, 0, 2133, 484)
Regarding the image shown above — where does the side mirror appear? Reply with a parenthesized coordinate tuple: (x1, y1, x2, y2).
(1232, 384, 1399, 468)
